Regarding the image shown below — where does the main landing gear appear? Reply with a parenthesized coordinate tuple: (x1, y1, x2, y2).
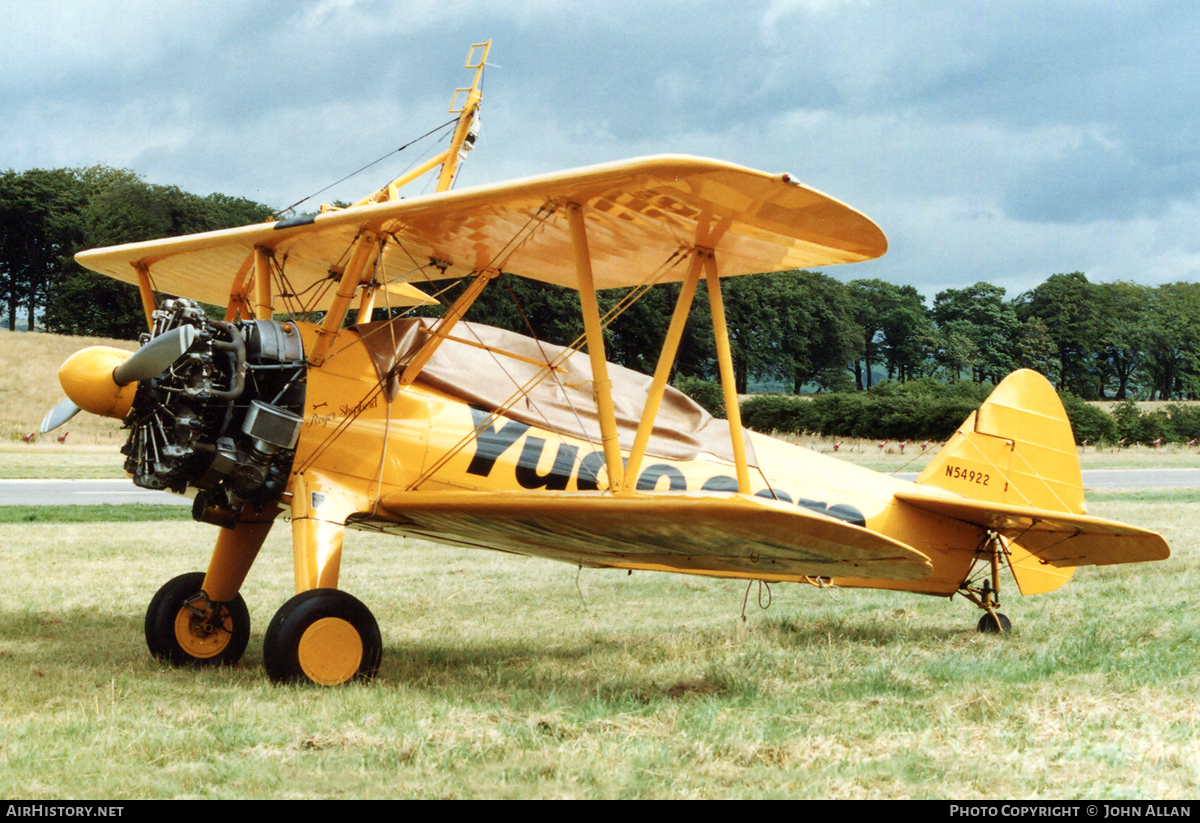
(144, 576, 382, 685)
(959, 531, 1012, 634)
(145, 573, 251, 666)
(263, 589, 382, 686)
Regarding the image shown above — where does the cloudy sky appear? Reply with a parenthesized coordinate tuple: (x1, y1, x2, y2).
(3, 0, 1199, 300)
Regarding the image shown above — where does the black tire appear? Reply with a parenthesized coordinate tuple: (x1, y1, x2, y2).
(262, 589, 382, 686)
(977, 612, 1012, 634)
(145, 572, 250, 666)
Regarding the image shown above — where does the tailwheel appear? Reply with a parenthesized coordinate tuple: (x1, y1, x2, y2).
(977, 612, 1012, 634)
(959, 531, 1015, 635)
(145, 572, 250, 666)
(262, 589, 382, 686)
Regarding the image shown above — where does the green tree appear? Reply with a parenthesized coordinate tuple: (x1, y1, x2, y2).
(714, 275, 787, 393)
(1142, 283, 1200, 400)
(0, 168, 87, 330)
(932, 320, 979, 381)
(932, 282, 1020, 384)
(846, 279, 890, 389)
(783, 272, 863, 392)
(1011, 317, 1060, 382)
(40, 168, 274, 337)
(1014, 272, 1100, 397)
(845, 280, 934, 388)
(1094, 281, 1151, 399)
(878, 285, 935, 383)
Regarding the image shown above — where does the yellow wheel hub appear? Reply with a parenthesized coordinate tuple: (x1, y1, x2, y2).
(297, 617, 363, 686)
(173, 603, 232, 659)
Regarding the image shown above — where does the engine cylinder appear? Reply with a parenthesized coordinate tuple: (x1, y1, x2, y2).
(121, 299, 307, 523)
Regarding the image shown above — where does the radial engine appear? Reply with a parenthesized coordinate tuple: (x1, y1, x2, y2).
(123, 299, 307, 526)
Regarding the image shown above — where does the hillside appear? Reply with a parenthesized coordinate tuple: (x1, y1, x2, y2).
(0, 328, 138, 446)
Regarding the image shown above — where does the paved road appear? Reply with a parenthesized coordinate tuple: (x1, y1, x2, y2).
(893, 468, 1200, 490)
(1079, 468, 1200, 489)
(1, 469, 1199, 506)
(0, 479, 190, 506)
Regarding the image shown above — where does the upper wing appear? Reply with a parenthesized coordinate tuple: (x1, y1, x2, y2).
(893, 487, 1170, 567)
(362, 490, 930, 582)
(75, 155, 887, 303)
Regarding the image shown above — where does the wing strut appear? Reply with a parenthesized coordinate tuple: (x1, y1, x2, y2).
(223, 255, 255, 322)
(253, 246, 274, 320)
(568, 202, 625, 492)
(705, 252, 753, 493)
(357, 278, 378, 321)
(134, 263, 157, 332)
(308, 233, 382, 362)
(397, 268, 500, 388)
(621, 250, 705, 492)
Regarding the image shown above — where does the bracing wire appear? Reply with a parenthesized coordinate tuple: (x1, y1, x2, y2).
(271, 118, 459, 219)
(406, 245, 691, 490)
(312, 201, 560, 371)
(295, 203, 560, 473)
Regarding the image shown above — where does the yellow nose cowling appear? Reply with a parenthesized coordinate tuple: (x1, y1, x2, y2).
(58, 346, 138, 420)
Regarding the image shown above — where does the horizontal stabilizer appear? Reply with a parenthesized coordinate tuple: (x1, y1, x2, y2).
(366, 490, 931, 582)
(894, 486, 1169, 567)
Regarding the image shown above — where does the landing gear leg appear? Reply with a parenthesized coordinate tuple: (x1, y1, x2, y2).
(959, 531, 1012, 634)
(262, 471, 380, 685)
(144, 506, 276, 667)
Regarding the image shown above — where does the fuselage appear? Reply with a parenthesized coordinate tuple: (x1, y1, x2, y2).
(292, 322, 982, 596)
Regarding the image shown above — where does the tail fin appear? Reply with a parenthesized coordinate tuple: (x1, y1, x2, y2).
(915, 370, 1084, 595)
(917, 370, 1083, 514)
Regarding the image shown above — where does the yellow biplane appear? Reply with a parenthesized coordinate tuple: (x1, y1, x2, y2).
(41, 42, 1168, 686)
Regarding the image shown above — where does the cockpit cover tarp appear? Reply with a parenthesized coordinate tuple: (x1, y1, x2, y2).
(353, 317, 757, 467)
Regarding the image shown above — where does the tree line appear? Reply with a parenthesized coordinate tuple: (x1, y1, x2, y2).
(0, 166, 273, 338)
(736, 380, 1200, 446)
(438, 264, 1200, 404)
(4, 165, 1198, 402)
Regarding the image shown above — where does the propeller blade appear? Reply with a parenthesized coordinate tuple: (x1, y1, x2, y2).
(112, 326, 198, 385)
(40, 398, 81, 434)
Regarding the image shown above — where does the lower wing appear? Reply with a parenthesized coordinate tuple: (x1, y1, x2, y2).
(361, 490, 932, 582)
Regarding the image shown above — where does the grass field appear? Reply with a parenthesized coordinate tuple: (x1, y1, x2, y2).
(5, 329, 1200, 797)
(0, 490, 1196, 799)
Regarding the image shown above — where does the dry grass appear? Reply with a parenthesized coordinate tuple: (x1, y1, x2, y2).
(1089, 399, 1199, 412)
(0, 445, 126, 478)
(0, 329, 137, 446)
(0, 491, 1197, 798)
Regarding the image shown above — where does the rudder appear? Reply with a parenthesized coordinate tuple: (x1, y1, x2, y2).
(916, 370, 1083, 595)
(917, 369, 1083, 514)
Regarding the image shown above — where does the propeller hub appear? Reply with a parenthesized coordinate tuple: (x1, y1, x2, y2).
(59, 346, 138, 419)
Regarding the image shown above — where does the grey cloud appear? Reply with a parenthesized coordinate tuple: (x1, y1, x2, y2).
(3, 0, 1200, 297)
